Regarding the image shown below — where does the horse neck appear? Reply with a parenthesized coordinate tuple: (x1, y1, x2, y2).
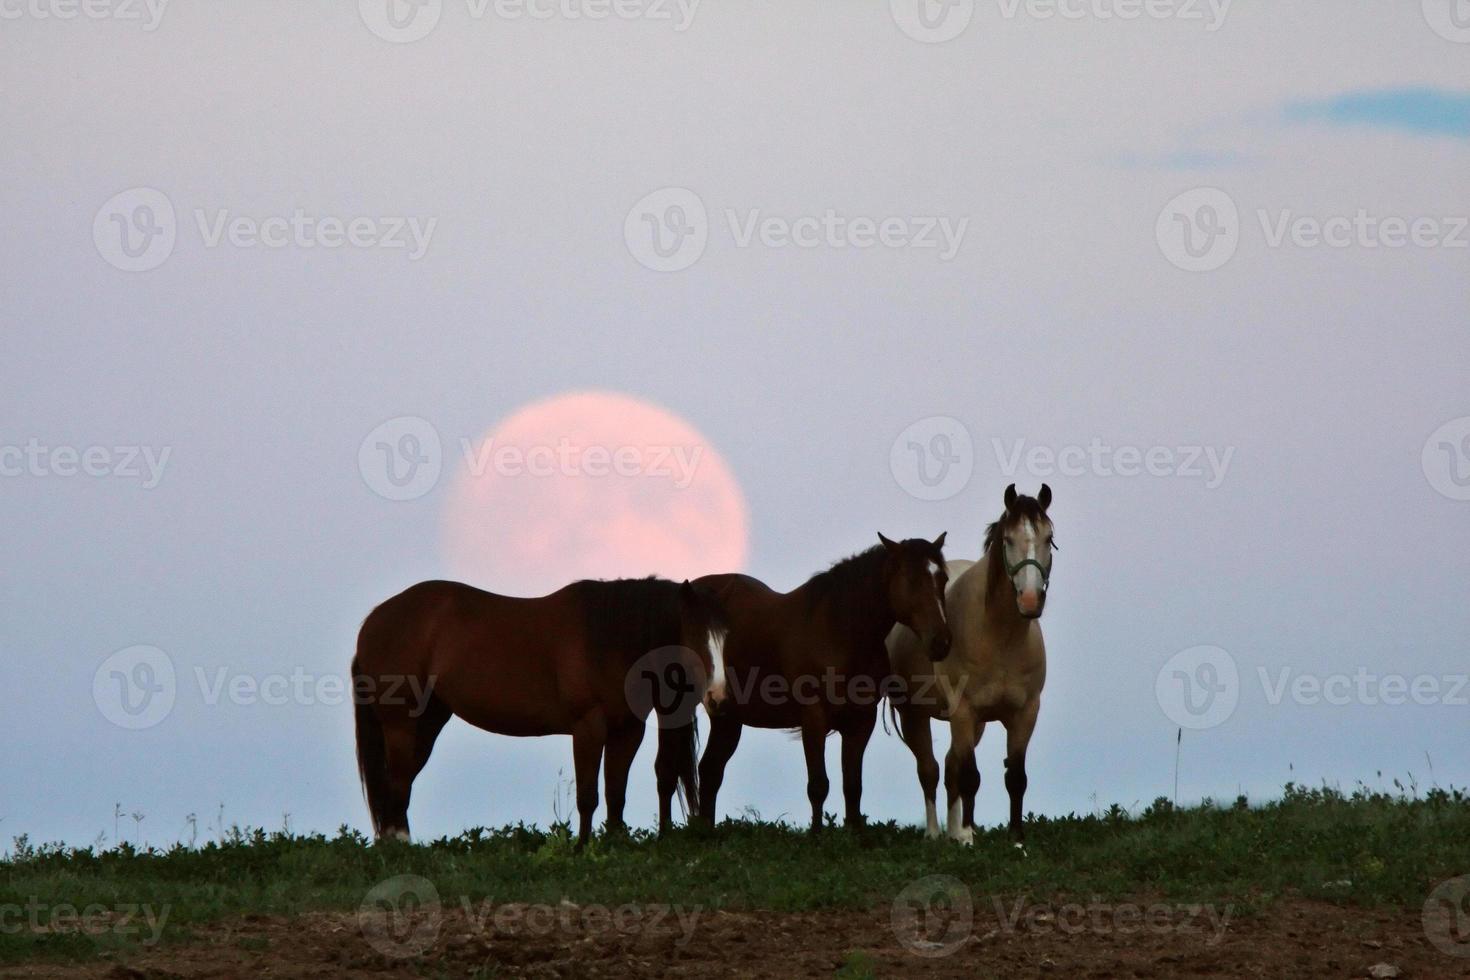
(977, 543, 1032, 645)
(805, 555, 895, 663)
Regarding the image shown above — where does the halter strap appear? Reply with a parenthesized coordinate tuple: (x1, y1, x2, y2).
(1002, 553, 1051, 586)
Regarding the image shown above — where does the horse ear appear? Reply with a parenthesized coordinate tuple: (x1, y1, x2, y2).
(877, 532, 899, 553)
(678, 580, 697, 606)
(1004, 483, 1018, 510)
(1038, 484, 1052, 511)
(932, 531, 947, 551)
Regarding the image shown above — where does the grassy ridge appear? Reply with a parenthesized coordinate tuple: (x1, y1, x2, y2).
(2, 784, 1468, 963)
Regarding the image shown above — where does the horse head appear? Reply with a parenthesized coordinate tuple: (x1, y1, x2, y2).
(877, 531, 953, 661)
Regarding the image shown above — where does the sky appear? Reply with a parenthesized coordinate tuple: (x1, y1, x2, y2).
(2, 0, 1468, 849)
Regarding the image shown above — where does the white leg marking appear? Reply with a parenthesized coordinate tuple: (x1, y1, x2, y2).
(925, 799, 941, 839)
(946, 798, 973, 845)
(705, 628, 728, 706)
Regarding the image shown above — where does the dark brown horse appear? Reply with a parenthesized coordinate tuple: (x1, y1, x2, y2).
(695, 534, 953, 832)
(352, 577, 725, 846)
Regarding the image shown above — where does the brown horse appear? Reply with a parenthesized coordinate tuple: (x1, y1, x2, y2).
(352, 577, 725, 847)
(695, 534, 953, 832)
(887, 484, 1055, 844)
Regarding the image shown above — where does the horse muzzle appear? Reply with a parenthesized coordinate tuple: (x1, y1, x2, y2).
(927, 627, 954, 662)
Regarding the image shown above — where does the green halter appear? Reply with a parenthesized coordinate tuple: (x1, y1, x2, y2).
(1002, 551, 1051, 587)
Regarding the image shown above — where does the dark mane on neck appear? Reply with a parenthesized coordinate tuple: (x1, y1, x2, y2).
(571, 576, 685, 663)
(801, 544, 888, 624)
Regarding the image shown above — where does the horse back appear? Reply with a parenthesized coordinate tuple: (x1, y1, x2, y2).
(354, 579, 596, 736)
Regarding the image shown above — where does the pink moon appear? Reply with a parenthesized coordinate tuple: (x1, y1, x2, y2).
(442, 391, 750, 596)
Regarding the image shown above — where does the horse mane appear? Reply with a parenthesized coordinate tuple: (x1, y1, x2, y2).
(570, 576, 689, 661)
(801, 544, 888, 617)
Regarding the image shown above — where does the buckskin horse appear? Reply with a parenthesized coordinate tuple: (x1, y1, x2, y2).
(887, 484, 1055, 844)
(695, 533, 953, 832)
(352, 576, 726, 847)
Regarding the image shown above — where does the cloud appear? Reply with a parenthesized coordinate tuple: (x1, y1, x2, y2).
(1282, 87, 1470, 139)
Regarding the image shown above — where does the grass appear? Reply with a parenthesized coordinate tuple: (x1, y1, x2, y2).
(2, 783, 1467, 964)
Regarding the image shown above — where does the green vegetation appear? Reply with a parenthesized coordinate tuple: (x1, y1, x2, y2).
(2, 783, 1467, 964)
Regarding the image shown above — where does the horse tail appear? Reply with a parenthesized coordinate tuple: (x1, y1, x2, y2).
(886, 698, 908, 746)
(352, 654, 392, 839)
(675, 716, 701, 819)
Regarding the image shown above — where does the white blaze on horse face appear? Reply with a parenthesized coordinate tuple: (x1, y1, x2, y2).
(705, 628, 728, 705)
(1010, 519, 1048, 613)
(927, 560, 948, 624)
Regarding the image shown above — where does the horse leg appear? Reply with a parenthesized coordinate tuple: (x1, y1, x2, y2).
(601, 721, 646, 838)
(960, 751, 981, 830)
(839, 710, 876, 828)
(943, 710, 981, 845)
(571, 712, 608, 850)
(695, 714, 742, 829)
(1004, 700, 1040, 843)
(801, 713, 830, 834)
(899, 705, 942, 839)
(372, 697, 451, 842)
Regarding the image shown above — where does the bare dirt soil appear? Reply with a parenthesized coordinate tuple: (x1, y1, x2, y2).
(3, 898, 1466, 979)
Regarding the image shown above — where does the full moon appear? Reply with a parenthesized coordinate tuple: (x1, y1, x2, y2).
(442, 391, 749, 596)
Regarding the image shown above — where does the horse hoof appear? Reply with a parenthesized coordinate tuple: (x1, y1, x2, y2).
(948, 827, 974, 846)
